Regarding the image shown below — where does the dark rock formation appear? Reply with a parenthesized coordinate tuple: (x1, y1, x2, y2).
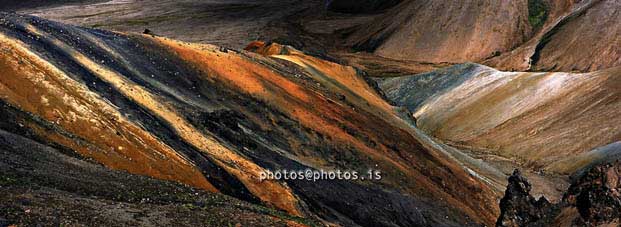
(497, 163, 621, 226)
(496, 169, 552, 227)
(564, 161, 621, 226)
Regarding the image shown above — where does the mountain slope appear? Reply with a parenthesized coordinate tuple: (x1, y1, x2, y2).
(20, 0, 319, 49)
(377, 63, 621, 172)
(528, 0, 621, 72)
(345, 0, 533, 64)
(486, 0, 621, 72)
(0, 13, 499, 226)
(0, 128, 312, 226)
(344, 0, 620, 73)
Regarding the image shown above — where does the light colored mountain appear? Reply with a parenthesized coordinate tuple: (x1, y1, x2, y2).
(378, 63, 621, 172)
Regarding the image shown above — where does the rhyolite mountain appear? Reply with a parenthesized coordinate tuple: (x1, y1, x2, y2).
(0, 13, 499, 226)
(343, 0, 621, 73)
(376, 63, 621, 174)
(1, 0, 620, 226)
(20, 0, 620, 75)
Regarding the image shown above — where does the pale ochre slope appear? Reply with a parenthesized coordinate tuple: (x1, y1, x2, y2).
(381, 64, 621, 172)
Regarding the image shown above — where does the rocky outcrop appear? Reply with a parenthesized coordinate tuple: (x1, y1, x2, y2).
(496, 169, 552, 227)
(564, 162, 621, 225)
(497, 163, 621, 226)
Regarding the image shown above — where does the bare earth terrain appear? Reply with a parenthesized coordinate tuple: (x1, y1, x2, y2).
(0, 0, 619, 226)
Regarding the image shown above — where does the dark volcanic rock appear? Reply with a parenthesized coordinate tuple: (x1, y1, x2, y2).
(564, 161, 621, 225)
(496, 169, 552, 227)
(497, 163, 621, 226)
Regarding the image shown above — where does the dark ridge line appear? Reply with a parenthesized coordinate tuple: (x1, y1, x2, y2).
(23, 14, 206, 109)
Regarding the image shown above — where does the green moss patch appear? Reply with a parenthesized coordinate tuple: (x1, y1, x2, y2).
(528, 0, 549, 29)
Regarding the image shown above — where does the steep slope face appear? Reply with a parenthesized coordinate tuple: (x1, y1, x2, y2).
(342, 0, 619, 73)
(483, 0, 592, 71)
(0, 17, 216, 194)
(345, 0, 533, 64)
(486, 0, 621, 72)
(0, 13, 499, 226)
(529, 0, 621, 72)
(378, 63, 621, 172)
(18, 0, 619, 73)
